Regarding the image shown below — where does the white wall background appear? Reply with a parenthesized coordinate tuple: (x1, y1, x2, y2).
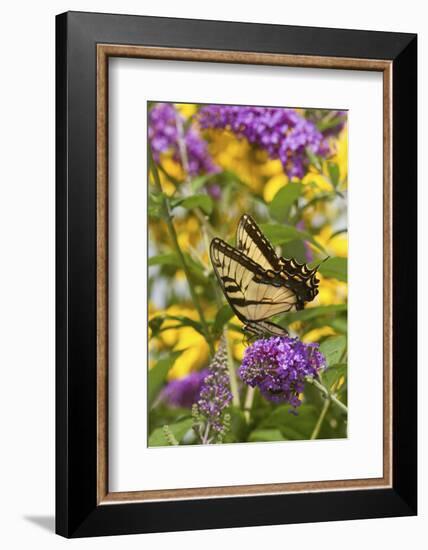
(0, 1, 424, 548)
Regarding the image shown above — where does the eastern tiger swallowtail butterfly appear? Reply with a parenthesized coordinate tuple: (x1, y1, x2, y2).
(210, 214, 321, 338)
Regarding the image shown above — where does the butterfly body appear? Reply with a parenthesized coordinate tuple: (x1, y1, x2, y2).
(210, 214, 322, 339)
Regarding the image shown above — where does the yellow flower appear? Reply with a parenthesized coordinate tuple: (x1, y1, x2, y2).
(170, 328, 209, 379)
(302, 326, 336, 343)
(176, 216, 201, 252)
(263, 173, 288, 203)
(176, 103, 198, 119)
(148, 157, 180, 197)
(288, 321, 303, 334)
(330, 126, 348, 184)
(312, 274, 347, 306)
(302, 170, 333, 194)
(149, 214, 202, 254)
(228, 323, 246, 362)
(160, 155, 185, 181)
(302, 127, 348, 196)
(149, 304, 210, 380)
(258, 159, 283, 177)
(206, 130, 266, 192)
(314, 226, 348, 258)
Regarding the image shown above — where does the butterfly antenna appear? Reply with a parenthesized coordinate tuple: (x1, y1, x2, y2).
(312, 255, 330, 272)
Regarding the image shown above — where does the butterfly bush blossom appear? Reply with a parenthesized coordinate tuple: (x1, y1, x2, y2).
(193, 337, 232, 443)
(149, 103, 219, 177)
(239, 336, 326, 412)
(160, 370, 208, 408)
(198, 105, 330, 178)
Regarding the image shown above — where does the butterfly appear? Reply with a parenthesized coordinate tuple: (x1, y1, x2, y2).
(210, 214, 321, 338)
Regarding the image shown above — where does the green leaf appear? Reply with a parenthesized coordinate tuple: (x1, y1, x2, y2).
(306, 147, 323, 171)
(213, 304, 235, 335)
(322, 363, 347, 389)
(280, 304, 347, 324)
(190, 173, 217, 192)
(150, 314, 205, 337)
(269, 182, 303, 222)
(318, 257, 347, 282)
(224, 407, 248, 443)
(148, 404, 190, 435)
(148, 351, 184, 408)
(300, 315, 348, 335)
(282, 240, 307, 264)
(149, 191, 165, 204)
(327, 162, 340, 187)
(325, 317, 348, 333)
(300, 193, 335, 213)
(320, 335, 347, 367)
(149, 253, 181, 268)
(259, 404, 318, 440)
(329, 228, 347, 240)
(317, 115, 344, 132)
(260, 223, 327, 254)
(163, 315, 205, 335)
(148, 205, 161, 219)
(148, 192, 165, 218)
(248, 428, 285, 442)
(148, 316, 164, 338)
(148, 418, 194, 447)
(149, 252, 206, 283)
(172, 194, 213, 215)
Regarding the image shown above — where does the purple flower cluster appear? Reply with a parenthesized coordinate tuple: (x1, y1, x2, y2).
(160, 370, 208, 408)
(198, 105, 330, 178)
(149, 103, 219, 176)
(196, 337, 232, 434)
(239, 336, 326, 411)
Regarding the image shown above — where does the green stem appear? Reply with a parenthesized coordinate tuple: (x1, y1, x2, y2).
(157, 162, 217, 238)
(310, 397, 330, 440)
(149, 149, 214, 356)
(175, 114, 191, 181)
(225, 329, 240, 408)
(175, 114, 218, 240)
(306, 377, 348, 414)
(243, 386, 255, 423)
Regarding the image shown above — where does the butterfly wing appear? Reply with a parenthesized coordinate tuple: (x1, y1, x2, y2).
(236, 214, 320, 309)
(236, 214, 281, 271)
(210, 238, 298, 323)
(245, 320, 289, 338)
(278, 257, 320, 308)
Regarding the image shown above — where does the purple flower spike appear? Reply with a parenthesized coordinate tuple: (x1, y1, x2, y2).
(239, 336, 326, 412)
(160, 370, 208, 408)
(149, 103, 219, 176)
(198, 105, 330, 178)
(196, 336, 232, 436)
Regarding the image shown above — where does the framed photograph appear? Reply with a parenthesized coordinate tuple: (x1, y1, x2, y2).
(56, 11, 417, 538)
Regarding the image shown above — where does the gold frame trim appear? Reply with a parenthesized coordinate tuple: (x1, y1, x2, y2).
(96, 44, 393, 504)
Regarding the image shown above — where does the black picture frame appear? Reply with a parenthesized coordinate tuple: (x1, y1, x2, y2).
(56, 10, 417, 538)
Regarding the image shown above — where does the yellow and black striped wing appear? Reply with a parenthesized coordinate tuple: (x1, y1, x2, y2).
(236, 214, 320, 308)
(210, 238, 297, 323)
(278, 257, 320, 306)
(236, 214, 281, 271)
